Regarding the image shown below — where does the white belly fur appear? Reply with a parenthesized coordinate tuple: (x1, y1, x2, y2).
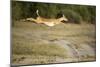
(44, 22, 55, 26)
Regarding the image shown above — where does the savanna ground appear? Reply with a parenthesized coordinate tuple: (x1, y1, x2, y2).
(11, 21, 96, 65)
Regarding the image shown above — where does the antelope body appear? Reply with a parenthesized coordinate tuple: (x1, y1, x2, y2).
(26, 10, 68, 26)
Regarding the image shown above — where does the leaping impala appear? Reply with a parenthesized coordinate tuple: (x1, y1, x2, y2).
(26, 10, 68, 26)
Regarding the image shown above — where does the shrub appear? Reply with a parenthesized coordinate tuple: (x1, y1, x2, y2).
(62, 9, 82, 24)
(12, 1, 96, 24)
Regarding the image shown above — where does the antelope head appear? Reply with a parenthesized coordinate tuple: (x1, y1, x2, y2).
(58, 14, 68, 22)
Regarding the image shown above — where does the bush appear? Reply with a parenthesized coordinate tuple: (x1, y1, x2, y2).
(74, 6, 91, 23)
(12, 1, 96, 24)
(62, 9, 82, 24)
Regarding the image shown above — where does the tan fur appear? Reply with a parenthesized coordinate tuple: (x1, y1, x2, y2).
(26, 10, 68, 26)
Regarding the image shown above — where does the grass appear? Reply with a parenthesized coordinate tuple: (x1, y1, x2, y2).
(12, 21, 96, 65)
(12, 41, 68, 57)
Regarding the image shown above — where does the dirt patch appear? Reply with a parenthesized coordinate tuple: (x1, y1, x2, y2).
(12, 21, 96, 65)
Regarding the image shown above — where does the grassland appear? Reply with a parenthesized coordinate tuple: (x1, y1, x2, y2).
(11, 21, 96, 65)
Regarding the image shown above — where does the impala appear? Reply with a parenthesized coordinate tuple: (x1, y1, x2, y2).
(26, 10, 68, 26)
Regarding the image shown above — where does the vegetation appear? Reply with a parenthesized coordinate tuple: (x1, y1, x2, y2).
(11, 1, 96, 65)
(11, 1, 96, 24)
(12, 21, 96, 65)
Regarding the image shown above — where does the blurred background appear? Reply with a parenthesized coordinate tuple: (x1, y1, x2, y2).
(11, 1, 96, 24)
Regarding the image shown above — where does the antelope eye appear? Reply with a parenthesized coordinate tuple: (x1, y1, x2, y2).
(61, 20, 68, 23)
(61, 20, 65, 22)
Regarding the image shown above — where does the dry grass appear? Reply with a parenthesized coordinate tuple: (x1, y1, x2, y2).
(11, 21, 96, 65)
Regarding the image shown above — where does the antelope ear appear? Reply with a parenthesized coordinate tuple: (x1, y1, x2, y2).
(63, 14, 65, 17)
(36, 9, 38, 13)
